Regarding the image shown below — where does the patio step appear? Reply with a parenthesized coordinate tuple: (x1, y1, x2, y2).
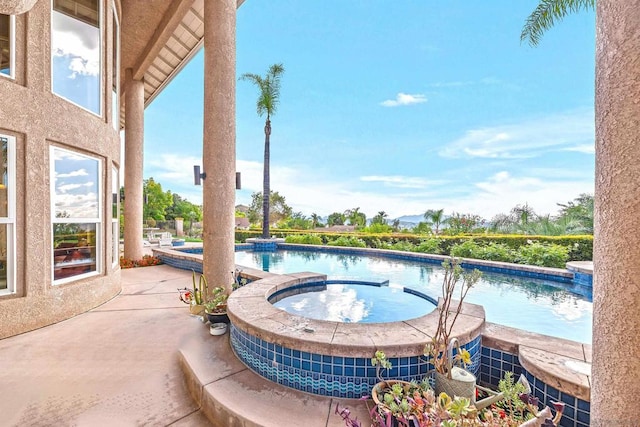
(178, 330, 369, 427)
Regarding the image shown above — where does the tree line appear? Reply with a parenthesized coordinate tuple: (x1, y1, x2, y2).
(245, 190, 594, 236)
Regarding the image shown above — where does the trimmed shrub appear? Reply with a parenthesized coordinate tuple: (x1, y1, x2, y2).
(480, 242, 516, 263)
(413, 238, 442, 255)
(515, 242, 569, 268)
(284, 234, 323, 245)
(327, 236, 367, 248)
(450, 240, 483, 259)
(390, 240, 416, 252)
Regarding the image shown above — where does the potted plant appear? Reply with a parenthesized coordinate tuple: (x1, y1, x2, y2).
(424, 257, 482, 401)
(204, 286, 230, 324)
(369, 351, 433, 426)
(178, 270, 209, 317)
(336, 375, 566, 427)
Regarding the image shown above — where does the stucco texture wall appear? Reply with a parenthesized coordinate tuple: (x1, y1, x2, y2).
(0, 0, 122, 339)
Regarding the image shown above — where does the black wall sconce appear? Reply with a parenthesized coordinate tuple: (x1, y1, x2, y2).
(194, 165, 241, 190)
(194, 165, 206, 185)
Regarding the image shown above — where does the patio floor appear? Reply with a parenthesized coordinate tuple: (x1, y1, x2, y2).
(0, 264, 369, 427)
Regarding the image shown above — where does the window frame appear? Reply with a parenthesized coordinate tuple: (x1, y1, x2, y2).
(50, 146, 103, 285)
(50, 0, 103, 117)
(111, 165, 119, 267)
(0, 134, 16, 295)
(0, 14, 15, 80)
(111, 3, 120, 130)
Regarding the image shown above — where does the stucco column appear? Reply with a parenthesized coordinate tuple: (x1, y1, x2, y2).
(592, 1, 640, 425)
(202, 0, 236, 293)
(123, 68, 145, 261)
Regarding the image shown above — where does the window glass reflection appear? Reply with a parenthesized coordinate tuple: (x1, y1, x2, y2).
(53, 149, 99, 219)
(0, 14, 11, 76)
(112, 9, 119, 129)
(0, 137, 8, 217)
(53, 222, 97, 280)
(52, 0, 101, 114)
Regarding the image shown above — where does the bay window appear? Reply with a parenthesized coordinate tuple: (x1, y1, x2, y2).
(51, 0, 102, 114)
(0, 14, 14, 78)
(0, 135, 15, 294)
(51, 147, 102, 283)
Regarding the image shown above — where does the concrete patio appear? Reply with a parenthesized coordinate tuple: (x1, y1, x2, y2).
(0, 264, 368, 426)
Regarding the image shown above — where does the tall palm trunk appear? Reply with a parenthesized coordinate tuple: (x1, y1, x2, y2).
(262, 116, 271, 238)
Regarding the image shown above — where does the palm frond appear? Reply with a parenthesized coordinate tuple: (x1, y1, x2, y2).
(240, 64, 285, 118)
(521, 0, 594, 47)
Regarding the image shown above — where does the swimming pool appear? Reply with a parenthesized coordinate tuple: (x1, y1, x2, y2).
(235, 249, 592, 343)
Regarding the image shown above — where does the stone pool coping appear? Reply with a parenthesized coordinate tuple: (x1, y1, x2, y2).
(482, 323, 591, 401)
(153, 245, 592, 403)
(227, 271, 485, 357)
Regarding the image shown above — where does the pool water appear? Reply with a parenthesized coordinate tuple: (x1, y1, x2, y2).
(235, 250, 593, 343)
(269, 282, 436, 323)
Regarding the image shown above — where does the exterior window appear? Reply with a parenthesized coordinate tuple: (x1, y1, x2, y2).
(0, 14, 14, 78)
(111, 6, 119, 130)
(0, 135, 15, 295)
(111, 166, 118, 266)
(52, 147, 102, 283)
(51, 0, 102, 115)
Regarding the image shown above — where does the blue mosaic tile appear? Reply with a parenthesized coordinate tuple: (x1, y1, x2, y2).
(547, 385, 560, 400)
(577, 399, 590, 411)
(561, 392, 576, 406)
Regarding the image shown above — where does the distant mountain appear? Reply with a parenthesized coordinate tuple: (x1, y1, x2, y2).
(394, 214, 424, 226)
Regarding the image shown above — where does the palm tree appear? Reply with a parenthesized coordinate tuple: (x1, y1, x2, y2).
(344, 207, 366, 228)
(423, 209, 445, 234)
(521, 0, 595, 46)
(240, 63, 285, 238)
(310, 213, 322, 229)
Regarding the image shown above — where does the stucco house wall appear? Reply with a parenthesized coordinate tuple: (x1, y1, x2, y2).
(0, 0, 122, 338)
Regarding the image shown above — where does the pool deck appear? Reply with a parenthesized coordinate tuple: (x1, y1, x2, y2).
(0, 253, 592, 426)
(0, 264, 369, 427)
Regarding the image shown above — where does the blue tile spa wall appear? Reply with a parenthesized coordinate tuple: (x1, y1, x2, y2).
(480, 346, 590, 427)
(230, 325, 481, 399)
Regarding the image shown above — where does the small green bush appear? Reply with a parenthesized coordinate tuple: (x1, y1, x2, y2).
(284, 234, 323, 245)
(390, 240, 416, 252)
(515, 242, 569, 268)
(450, 240, 483, 259)
(327, 236, 367, 248)
(414, 238, 442, 254)
(361, 223, 394, 233)
(481, 242, 516, 263)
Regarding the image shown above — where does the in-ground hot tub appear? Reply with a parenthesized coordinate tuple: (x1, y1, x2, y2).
(228, 271, 485, 398)
(268, 279, 437, 323)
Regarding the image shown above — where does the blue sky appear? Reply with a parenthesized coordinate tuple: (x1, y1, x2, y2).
(143, 1, 595, 220)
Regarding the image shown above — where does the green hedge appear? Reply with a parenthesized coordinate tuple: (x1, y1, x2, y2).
(235, 230, 593, 265)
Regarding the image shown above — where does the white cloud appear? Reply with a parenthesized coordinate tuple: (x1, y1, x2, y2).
(439, 110, 594, 159)
(52, 11, 100, 78)
(54, 192, 99, 218)
(380, 93, 427, 107)
(360, 175, 445, 189)
(145, 151, 593, 221)
(57, 182, 94, 193)
(56, 169, 89, 179)
(563, 144, 595, 154)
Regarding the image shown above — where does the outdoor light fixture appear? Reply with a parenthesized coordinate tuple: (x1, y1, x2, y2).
(194, 166, 241, 190)
(194, 165, 206, 185)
